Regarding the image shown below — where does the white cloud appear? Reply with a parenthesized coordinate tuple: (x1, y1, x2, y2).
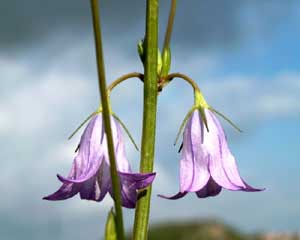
(0, 58, 93, 137)
(201, 72, 300, 126)
(2, 36, 300, 239)
(153, 163, 174, 193)
(172, 51, 219, 78)
(0, 57, 29, 88)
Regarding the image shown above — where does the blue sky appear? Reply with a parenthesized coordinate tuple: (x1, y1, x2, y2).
(0, 1, 299, 239)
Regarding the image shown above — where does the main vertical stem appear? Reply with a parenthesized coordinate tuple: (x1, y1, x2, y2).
(90, 1, 125, 239)
(133, 0, 159, 239)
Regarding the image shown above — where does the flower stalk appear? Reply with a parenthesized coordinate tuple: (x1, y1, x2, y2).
(133, 0, 159, 239)
(107, 72, 144, 96)
(164, 72, 201, 92)
(90, 0, 125, 239)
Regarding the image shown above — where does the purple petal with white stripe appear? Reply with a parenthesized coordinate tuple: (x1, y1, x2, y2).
(159, 108, 263, 200)
(44, 113, 156, 208)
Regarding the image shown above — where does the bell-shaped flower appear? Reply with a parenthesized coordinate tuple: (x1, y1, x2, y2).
(160, 106, 263, 199)
(44, 113, 155, 208)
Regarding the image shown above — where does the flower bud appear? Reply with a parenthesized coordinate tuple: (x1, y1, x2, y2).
(137, 39, 145, 63)
(137, 39, 163, 75)
(160, 47, 171, 78)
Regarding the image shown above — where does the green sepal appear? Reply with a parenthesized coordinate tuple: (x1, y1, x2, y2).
(68, 106, 103, 140)
(112, 113, 139, 151)
(68, 111, 97, 140)
(174, 106, 197, 146)
(105, 208, 118, 240)
(160, 47, 171, 78)
(194, 90, 209, 109)
(209, 107, 242, 133)
(193, 90, 241, 132)
(193, 90, 209, 131)
(198, 107, 209, 132)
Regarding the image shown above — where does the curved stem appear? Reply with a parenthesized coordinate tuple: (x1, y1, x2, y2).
(165, 72, 201, 92)
(90, 1, 125, 239)
(163, 0, 177, 52)
(107, 72, 144, 96)
(133, 0, 159, 239)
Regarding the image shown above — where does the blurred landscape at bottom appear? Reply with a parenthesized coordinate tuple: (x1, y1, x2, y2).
(129, 220, 299, 240)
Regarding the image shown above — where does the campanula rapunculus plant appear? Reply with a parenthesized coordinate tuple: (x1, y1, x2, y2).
(44, 113, 155, 208)
(43, 1, 264, 238)
(159, 91, 263, 199)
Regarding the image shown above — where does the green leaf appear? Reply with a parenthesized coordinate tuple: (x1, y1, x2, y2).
(105, 208, 118, 240)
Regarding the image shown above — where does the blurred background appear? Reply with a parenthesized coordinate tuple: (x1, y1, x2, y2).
(0, 0, 299, 239)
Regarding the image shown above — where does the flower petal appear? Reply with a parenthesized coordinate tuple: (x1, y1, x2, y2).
(180, 111, 210, 192)
(101, 117, 131, 173)
(43, 182, 81, 201)
(196, 177, 222, 198)
(79, 114, 104, 163)
(43, 165, 81, 201)
(179, 117, 194, 192)
(57, 154, 103, 184)
(158, 191, 188, 200)
(207, 109, 263, 192)
(58, 114, 104, 184)
(97, 160, 111, 201)
(204, 110, 243, 190)
(79, 175, 102, 201)
(113, 117, 131, 172)
(241, 180, 265, 192)
(119, 172, 156, 189)
(112, 172, 155, 208)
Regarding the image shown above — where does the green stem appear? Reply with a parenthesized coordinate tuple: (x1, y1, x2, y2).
(162, 0, 177, 52)
(90, 1, 125, 239)
(107, 72, 144, 96)
(133, 0, 159, 239)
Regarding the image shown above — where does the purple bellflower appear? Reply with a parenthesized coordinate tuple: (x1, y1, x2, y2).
(44, 113, 155, 208)
(160, 91, 263, 199)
